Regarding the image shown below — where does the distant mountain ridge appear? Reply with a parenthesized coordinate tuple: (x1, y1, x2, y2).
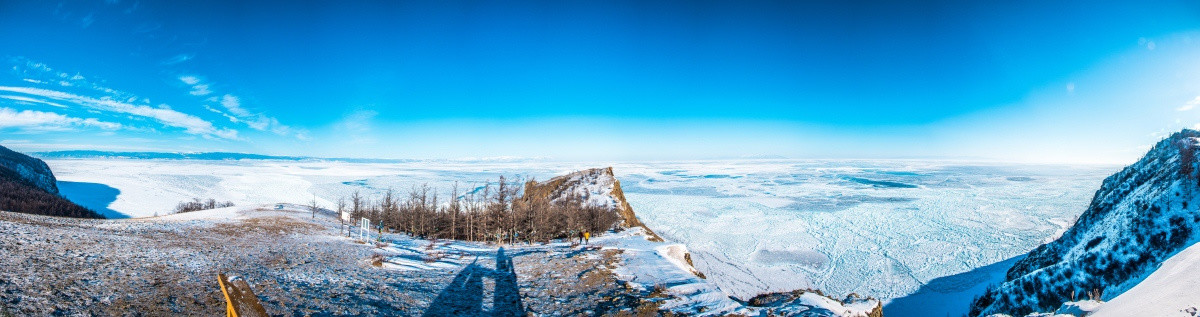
(970, 129, 1200, 315)
(34, 150, 310, 161)
(0, 145, 103, 219)
(31, 150, 546, 163)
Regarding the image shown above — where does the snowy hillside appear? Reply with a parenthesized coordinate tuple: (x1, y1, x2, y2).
(523, 167, 662, 241)
(970, 129, 1200, 316)
(1085, 240, 1200, 316)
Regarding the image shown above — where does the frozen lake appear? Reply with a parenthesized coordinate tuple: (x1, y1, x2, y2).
(46, 158, 1116, 312)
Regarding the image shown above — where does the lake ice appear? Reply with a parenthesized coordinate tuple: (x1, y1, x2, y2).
(46, 158, 1115, 311)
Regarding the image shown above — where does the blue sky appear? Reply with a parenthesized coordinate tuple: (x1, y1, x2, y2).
(1, 1, 1200, 163)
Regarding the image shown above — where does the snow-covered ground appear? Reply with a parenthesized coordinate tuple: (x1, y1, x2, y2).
(0, 203, 653, 315)
(44, 158, 1115, 312)
(1000, 240, 1200, 317)
(0, 201, 878, 316)
(1078, 241, 1200, 316)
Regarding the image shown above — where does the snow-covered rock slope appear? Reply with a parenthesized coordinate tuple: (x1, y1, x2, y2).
(970, 129, 1200, 316)
(0, 144, 58, 194)
(523, 167, 664, 241)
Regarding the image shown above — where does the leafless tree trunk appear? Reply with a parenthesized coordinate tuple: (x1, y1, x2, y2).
(336, 196, 347, 235)
(309, 195, 319, 219)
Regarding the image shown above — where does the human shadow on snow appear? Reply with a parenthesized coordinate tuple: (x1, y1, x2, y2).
(422, 248, 525, 317)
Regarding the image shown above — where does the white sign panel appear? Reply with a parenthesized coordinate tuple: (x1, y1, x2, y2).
(360, 218, 370, 241)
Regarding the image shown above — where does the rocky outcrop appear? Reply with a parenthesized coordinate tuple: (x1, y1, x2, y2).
(0, 145, 58, 194)
(969, 130, 1200, 316)
(0, 145, 102, 219)
(523, 167, 663, 241)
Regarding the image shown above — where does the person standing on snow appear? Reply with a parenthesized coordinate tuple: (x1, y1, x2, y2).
(584, 231, 590, 245)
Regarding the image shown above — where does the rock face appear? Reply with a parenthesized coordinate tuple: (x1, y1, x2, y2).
(0, 145, 58, 194)
(523, 167, 663, 241)
(970, 130, 1200, 316)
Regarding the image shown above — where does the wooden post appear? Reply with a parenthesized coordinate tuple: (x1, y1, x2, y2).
(217, 274, 269, 317)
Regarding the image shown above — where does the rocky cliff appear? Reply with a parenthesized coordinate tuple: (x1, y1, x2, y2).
(523, 167, 663, 242)
(969, 130, 1200, 315)
(0, 145, 101, 219)
(0, 145, 59, 194)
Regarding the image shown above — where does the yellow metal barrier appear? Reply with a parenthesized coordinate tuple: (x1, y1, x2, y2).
(217, 273, 269, 317)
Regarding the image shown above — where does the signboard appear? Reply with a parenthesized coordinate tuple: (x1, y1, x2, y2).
(360, 218, 370, 241)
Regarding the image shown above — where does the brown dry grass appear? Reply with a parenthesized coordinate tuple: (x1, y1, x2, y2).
(208, 216, 322, 237)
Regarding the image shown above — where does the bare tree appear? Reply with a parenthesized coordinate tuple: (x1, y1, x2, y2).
(309, 195, 319, 219)
(351, 191, 364, 219)
(338, 174, 623, 245)
(448, 182, 461, 241)
(336, 196, 347, 235)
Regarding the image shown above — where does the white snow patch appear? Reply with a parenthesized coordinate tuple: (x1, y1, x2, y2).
(1090, 242, 1200, 316)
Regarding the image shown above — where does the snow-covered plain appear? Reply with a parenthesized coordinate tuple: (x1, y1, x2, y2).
(45, 158, 1116, 313)
(615, 161, 1115, 304)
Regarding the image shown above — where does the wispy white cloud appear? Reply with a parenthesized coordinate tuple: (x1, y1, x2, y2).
(0, 86, 238, 140)
(178, 75, 212, 95)
(10, 57, 132, 99)
(0, 95, 69, 108)
(190, 84, 211, 96)
(178, 75, 306, 139)
(0, 107, 123, 131)
(220, 94, 250, 117)
(336, 109, 376, 133)
(1178, 96, 1200, 111)
(179, 75, 200, 85)
(1139, 37, 1158, 51)
(334, 109, 377, 145)
(79, 13, 96, 28)
(163, 54, 194, 65)
(203, 104, 240, 123)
